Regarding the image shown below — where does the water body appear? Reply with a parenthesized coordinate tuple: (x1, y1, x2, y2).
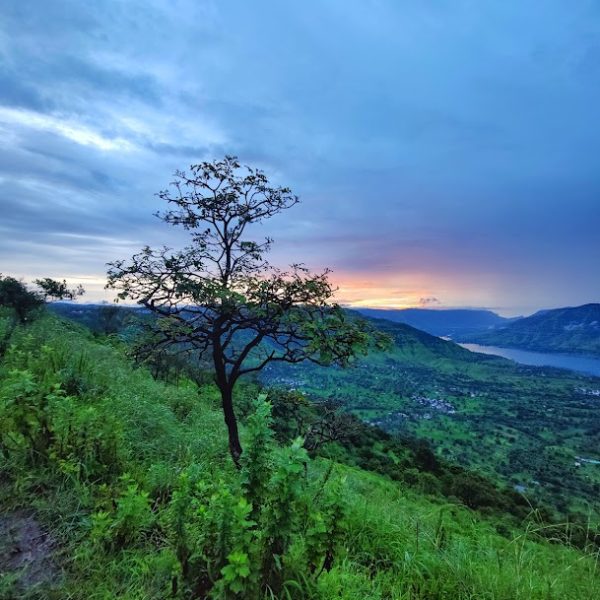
(459, 343, 600, 377)
(577, 457, 600, 465)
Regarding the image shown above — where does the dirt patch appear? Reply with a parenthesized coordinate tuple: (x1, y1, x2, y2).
(0, 510, 59, 592)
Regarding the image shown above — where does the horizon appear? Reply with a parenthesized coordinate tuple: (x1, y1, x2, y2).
(1, 1, 600, 316)
(44, 296, 600, 321)
(4, 272, 597, 318)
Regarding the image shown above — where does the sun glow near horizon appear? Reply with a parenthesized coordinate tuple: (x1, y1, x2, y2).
(7, 268, 573, 318)
(333, 277, 436, 311)
(329, 270, 519, 314)
(339, 296, 425, 310)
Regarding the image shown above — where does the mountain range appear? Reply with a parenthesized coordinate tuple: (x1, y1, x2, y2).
(458, 303, 600, 357)
(355, 307, 512, 337)
(356, 304, 600, 357)
(51, 301, 600, 358)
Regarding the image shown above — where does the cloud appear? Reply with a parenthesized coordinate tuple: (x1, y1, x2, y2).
(0, 106, 135, 151)
(419, 297, 441, 307)
(0, 0, 599, 314)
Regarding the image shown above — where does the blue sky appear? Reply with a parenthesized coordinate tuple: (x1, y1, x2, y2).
(1, 0, 599, 315)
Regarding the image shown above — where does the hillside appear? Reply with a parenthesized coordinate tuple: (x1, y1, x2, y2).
(355, 307, 510, 337)
(459, 303, 600, 356)
(263, 315, 600, 520)
(39, 305, 600, 517)
(40, 304, 600, 518)
(1, 312, 599, 598)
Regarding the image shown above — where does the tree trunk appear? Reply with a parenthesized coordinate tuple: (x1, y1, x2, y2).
(220, 384, 243, 468)
(212, 336, 243, 467)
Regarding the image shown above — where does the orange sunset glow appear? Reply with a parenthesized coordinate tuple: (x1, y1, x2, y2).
(332, 270, 489, 310)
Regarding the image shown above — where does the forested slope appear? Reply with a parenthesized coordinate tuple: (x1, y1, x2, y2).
(459, 303, 600, 356)
(263, 315, 600, 519)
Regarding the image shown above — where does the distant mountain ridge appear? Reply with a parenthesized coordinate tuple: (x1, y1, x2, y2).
(459, 303, 600, 357)
(355, 307, 511, 338)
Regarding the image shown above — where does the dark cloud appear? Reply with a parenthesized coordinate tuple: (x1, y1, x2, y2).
(146, 142, 214, 158)
(0, 0, 599, 313)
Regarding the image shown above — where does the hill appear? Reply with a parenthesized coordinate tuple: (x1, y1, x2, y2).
(38, 304, 600, 518)
(1, 311, 599, 598)
(355, 307, 510, 337)
(38, 304, 600, 519)
(263, 314, 600, 520)
(459, 303, 600, 356)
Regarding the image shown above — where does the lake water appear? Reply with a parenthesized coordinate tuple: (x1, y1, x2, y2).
(459, 343, 600, 377)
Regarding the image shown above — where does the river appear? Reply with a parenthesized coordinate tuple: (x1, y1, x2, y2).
(459, 343, 600, 377)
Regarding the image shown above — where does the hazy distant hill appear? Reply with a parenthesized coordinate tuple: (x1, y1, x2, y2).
(460, 303, 600, 356)
(355, 307, 510, 337)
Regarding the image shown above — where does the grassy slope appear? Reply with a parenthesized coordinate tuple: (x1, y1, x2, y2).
(262, 317, 600, 519)
(1, 315, 599, 599)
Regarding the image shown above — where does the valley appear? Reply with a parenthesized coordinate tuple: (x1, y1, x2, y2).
(261, 316, 600, 521)
(51, 302, 600, 521)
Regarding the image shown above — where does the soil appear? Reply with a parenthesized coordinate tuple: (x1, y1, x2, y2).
(0, 510, 59, 592)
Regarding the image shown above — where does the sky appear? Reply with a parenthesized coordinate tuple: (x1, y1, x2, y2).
(1, 0, 599, 316)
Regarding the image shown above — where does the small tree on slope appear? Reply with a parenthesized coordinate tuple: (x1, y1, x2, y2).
(35, 278, 85, 302)
(107, 156, 377, 466)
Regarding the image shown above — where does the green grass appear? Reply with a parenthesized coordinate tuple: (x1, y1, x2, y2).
(1, 314, 599, 599)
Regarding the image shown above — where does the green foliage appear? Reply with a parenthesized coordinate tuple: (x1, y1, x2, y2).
(304, 474, 348, 576)
(259, 438, 309, 594)
(0, 308, 17, 358)
(0, 275, 43, 323)
(34, 278, 85, 302)
(0, 341, 123, 480)
(90, 476, 154, 548)
(1, 316, 599, 599)
(220, 550, 252, 595)
(241, 394, 275, 517)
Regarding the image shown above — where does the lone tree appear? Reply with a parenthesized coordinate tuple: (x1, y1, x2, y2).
(107, 156, 379, 465)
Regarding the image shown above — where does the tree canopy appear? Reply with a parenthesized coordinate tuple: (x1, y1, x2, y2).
(35, 278, 85, 302)
(107, 156, 384, 464)
(0, 275, 43, 322)
(0, 275, 85, 324)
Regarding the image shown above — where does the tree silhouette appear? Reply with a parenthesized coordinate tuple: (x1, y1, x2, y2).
(107, 156, 378, 465)
(0, 275, 43, 323)
(35, 278, 85, 301)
